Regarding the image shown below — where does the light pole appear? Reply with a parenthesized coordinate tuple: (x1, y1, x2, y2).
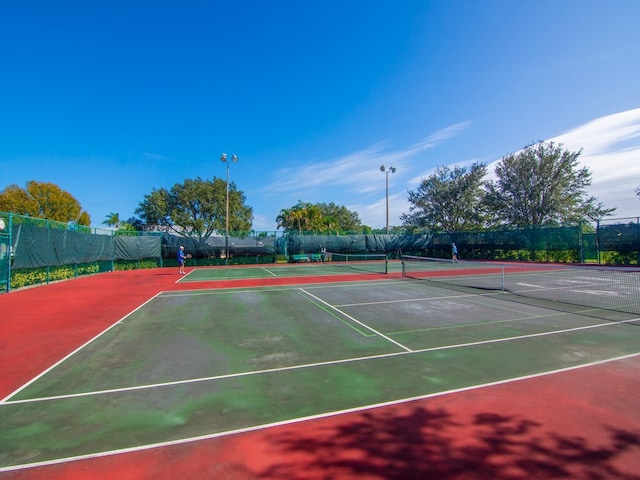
(221, 153, 239, 265)
(380, 165, 396, 234)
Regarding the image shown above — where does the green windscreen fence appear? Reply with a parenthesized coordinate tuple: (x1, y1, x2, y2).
(113, 236, 163, 262)
(12, 222, 115, 269)
(162, 234, 276, 260)
(286, 234, 432, 257)
(597, 218, 640, 264)
(284, 222, 640, 264)
(428, 226, 582, 262)
(2, 210, 638, 293)
(285, 228, 582, 262)
(11, 223, 162, 269)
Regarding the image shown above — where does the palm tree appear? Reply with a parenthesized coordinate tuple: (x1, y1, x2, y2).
(289, 208, 306, 234)
(276, 208, 292, 232)
(305, 204, 323, 232)
(102, 212, 120, 229)
(277, 203, 311, 234)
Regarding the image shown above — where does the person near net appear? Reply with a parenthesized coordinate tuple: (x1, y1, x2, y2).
(451, 243, 458, 263)
(178, 245, 187, 274)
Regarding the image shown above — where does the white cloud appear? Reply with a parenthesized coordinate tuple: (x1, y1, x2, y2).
(262, 142, 403, 197)
(483, 108, 640, 220)
(351, 191, 410, 231)
(551, 108, 640, 219)
(411, 122, 473, 151)
(141, 152, 172, 163)
(261, 122, 472, 198)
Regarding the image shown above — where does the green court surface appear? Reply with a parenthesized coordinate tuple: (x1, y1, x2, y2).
(2, 278, 640, 470)
(178, 260, 396, 281)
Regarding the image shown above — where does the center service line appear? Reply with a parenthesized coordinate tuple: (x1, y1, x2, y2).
(299, 288, 413, 352)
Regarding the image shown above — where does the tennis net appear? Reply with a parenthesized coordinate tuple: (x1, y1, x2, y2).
(324, 252, 388, 274)
(401, 255, 640, 316)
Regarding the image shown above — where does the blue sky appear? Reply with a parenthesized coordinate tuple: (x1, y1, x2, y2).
(1, 0, 639, 232)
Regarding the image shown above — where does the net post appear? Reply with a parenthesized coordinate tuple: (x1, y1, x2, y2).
(501, 266, 505, 291)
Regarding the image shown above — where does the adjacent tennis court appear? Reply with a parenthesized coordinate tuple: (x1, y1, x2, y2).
(179, 252, 392, 282)
(1, 260, 640, 478)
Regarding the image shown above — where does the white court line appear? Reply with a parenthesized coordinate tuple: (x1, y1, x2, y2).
(174, 270, 195, 282)
(299, 288, 413, 352)
(516, 282, 545, 288)
(159, 280, 406, 297)
(335, 290, 504, 307)
(334, 289, 623, 319)
(261, 267, 277, 276)
(3, 350, 640, 474)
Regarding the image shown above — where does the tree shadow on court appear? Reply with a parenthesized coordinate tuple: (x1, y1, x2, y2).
(256, 405, 640, 480)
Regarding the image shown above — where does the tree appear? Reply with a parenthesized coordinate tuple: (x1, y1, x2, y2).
(276, 201, 364, 234)
(135, 177, 253, 242)
(276, 208, 292, 232)
(123, 216, 145, 231)
(102, 212, 120, 228)
(484, 141, 615, 227)
(316, 202, 362, 232)
(114, 222, 138, 233)
(304, 204, 324, 232)
(401, 162, 488, 235)
(276, 201, 310, 234)
(0, 180, 91, 225)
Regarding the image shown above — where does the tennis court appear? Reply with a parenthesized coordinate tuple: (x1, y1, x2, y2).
(1, 260, 640, 479)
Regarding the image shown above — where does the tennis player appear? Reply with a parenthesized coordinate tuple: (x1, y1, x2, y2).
(178, 246, 186, 274)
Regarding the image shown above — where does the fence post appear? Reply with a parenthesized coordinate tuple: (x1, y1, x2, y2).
(579, 221, 584, 263)
(7, 212, 12, 292)
(596, 220, 601, 264)
(637, 217, 640, 265)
